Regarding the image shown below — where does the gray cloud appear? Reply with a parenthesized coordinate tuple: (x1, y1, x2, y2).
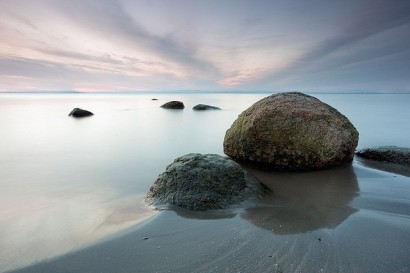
(0, 53, 204, 91)
(300, 0, 410, 66)
(50, 0, 218, 75)
(35, 49, 123, 65)
(260, 0, 410, 87)
(0, 56, 74, 78)
(1, 0, 409, 92)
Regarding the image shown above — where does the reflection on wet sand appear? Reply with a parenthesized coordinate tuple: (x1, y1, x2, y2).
(0, 193, 153, 273)
(168, 164, 359, 235)
(242, 165, 359, 234)
(355, 157, 410, 177)
(172, 206, 237, 220)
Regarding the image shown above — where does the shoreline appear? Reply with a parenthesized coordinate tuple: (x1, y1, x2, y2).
(1, 196, 156, 273)
(8, 161, 410, 273)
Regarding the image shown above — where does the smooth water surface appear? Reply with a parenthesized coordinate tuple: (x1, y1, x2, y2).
(0, 92, 409, 272)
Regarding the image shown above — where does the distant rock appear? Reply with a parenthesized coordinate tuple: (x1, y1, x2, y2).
(160, 101, 184, 109)
(68, 108, 94, 118)
(192, 104, 221, 111)
(356, 146, 410, 167)
(151, 98, 158, 101)
(224, 92, 359, 171)
(146, 153, 268, 211)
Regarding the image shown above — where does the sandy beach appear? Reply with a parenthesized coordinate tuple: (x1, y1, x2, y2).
(9, 159, 410, 273)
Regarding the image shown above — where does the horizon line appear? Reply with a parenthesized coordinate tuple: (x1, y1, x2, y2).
(1, 90, 410, 95)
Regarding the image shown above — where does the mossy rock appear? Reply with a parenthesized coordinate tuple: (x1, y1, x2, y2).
(223, 92, 359, 171)
(146, 153, 268, 211)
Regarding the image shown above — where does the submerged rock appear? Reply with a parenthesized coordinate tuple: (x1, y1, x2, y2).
(68, 108, 94, 118)
(224, 92, 359, 171)
(356, 146, 410, 167)
(192, 104, 221, 111)
(146, 153, 268, 211)
(160, 101, 184, 109)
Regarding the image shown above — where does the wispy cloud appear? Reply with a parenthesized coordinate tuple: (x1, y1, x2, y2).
(218, 68, 270, 87)
(52, 0, 218, 75)
(258, 0, 410, 89)
(0, 0, 409, 92)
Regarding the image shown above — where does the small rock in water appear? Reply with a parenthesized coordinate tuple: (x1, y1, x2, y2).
(160, 101, 184, 109)
(356, 146, 410, 167)
(68, 108, 94, 118)
(192, 104, 221, 111)
(151, 98, 158, 101)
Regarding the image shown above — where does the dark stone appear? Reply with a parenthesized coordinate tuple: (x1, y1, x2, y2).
(224, 92, 359, 171)
(160, 101, 184, 109)
(146, 153, 268, 211)
(192, 104, 221, 111)
(356, 146, 410, 167)
(151, 98, 158, 101)
(68, 108, 94, 118)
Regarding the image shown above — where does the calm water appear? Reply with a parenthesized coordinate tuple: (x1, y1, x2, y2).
(0, 92, 409, 272)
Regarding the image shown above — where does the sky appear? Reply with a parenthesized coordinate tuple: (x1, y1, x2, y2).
(0, 0, 409, 92)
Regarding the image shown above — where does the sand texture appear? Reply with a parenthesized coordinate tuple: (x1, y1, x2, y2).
(10, 162, 410, 273)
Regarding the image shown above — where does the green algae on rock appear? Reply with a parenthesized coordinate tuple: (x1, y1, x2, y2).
(223, 92, 359, 171)
(146, 153, 268, 211)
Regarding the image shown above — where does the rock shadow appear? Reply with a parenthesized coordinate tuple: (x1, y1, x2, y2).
(171, 206, 237, 220)
(355, 157, 410, 177)
(241, 165, 359, 234)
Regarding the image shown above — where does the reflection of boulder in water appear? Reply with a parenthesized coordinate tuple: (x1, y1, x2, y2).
(241, 165, 359, 234)
(356, 158, 410, 177)
(242, 205, 357, 235)
(172, 206, 236, 220)
(356, 146, 410, 167)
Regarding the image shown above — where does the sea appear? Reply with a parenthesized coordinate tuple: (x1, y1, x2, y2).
(0, 92, 409, 272)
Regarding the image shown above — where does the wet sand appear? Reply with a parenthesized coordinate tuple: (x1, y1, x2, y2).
(8, 161, 410, 273)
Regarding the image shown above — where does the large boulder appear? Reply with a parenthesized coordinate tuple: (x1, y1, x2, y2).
(146, 153, 268, 211)
(160, 101, 184, 109)
(224, 92, 359, 171)
(192, 104, 221, 111)
(356, 146, 410, 167)
(68, 108, 93, 118)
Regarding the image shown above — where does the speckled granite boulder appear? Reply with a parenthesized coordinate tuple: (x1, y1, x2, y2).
(146, 153, 268, 211)
(224, 92, 359, 171)
(160, 101, 185, 109)
(356, 146, 410, 167)
(68, 108, 94, 118)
